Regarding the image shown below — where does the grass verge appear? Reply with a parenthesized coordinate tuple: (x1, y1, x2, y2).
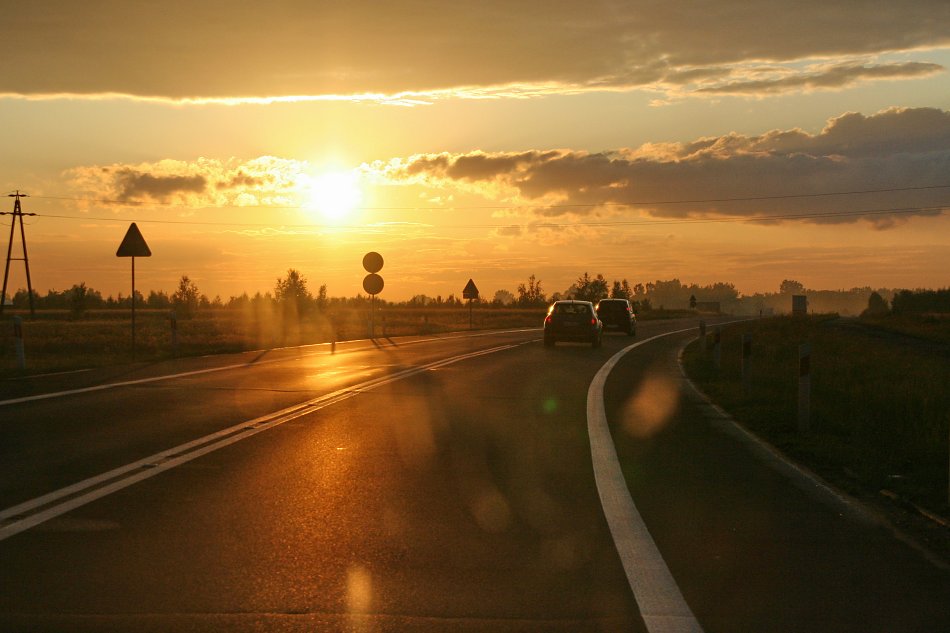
(681, 315, 950, 523)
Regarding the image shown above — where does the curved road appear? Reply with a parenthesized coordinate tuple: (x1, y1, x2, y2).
(1, 320, 947, 632)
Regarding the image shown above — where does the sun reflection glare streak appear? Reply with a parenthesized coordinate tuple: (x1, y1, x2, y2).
(346, 564, 373, 617)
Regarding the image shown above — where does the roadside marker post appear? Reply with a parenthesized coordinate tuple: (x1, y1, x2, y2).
(741, 333, 752, 396)
(713, 327, 722, 370)
(798, 342, 811, 433)
(12, 316, 25, 370)
(170, 310, 178, 357)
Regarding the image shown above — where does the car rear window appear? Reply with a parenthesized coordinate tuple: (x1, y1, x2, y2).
(554, 303, 591, 315)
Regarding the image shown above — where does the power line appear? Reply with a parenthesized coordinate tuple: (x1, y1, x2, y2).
(27, 183, 950, 212)
(32, 204, 948, 230)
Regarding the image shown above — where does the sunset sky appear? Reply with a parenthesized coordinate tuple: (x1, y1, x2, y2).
(2, 1, 949, 302)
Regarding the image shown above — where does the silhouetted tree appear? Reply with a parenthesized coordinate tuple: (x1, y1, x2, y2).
(861, 291, 890, 318)
(493, 289, 515, 306)
(516, 274, 547, 307)
(570, 272, 609, 302)
(173, 275, 200, 318)
(69, 282, 90, 319)
(275, 268, 311, 317)
(780, 279, 806, 294)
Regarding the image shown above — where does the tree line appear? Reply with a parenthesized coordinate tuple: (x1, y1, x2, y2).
(4, 271, 946, 319)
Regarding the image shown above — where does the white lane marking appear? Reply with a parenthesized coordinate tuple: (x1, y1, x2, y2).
(0, 342, 529, 541)
(0, 328, 540, 407)
(587, 327, 704, 633)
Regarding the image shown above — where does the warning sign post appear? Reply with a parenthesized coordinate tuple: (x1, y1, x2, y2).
(116, 223, 152, 358)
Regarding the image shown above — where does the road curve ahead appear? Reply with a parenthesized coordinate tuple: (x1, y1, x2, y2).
(3, 319, 946, 632)
(1, 325, 669, 632)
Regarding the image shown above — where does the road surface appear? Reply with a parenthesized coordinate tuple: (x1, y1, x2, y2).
(1, 320, 948, 632)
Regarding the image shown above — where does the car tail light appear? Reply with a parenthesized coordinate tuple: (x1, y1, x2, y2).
(544, 315, 552, 324)
(590, 317, 597, 325)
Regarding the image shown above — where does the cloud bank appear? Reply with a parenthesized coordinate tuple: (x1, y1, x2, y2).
(375, 107, 950, 227)
(2, 1, 948, 100)
(67, 157, 310, 207)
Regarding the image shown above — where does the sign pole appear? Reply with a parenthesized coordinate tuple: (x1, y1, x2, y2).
(798, 342, 811, 433)
(462, 279, 480, 330)
(131, 256, 136, 359)
(115, 222, 152, 361)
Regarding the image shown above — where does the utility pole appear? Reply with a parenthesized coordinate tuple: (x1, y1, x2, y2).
(1, 191, 36, 317)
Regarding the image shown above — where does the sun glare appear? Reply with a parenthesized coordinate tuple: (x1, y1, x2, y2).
(305, 170, 362, 222)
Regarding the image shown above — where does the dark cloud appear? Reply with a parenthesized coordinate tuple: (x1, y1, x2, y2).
(386, 108, 950, 227)
(217, 171, 265, 189)
(115, 169, 207, 202)
(1, 1, 948, 98)
(696, 62, 943, 95)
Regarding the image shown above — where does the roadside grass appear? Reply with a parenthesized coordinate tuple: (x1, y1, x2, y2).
(682, 315, 950, 519)
(0, 308, 548, 378)
(0, 304, 700, 379)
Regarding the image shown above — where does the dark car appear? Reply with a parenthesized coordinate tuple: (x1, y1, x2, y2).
(596, 298, 637, 336)
(543, 300, 603, 348)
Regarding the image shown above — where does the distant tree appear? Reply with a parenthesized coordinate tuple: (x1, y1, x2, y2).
(147, 290, 171, 309)
(315, 284, 328, 311)
(491, 289, 514, 306)
(69, 282, 89, 319)
(609, 280, 627, 300)
(780, 279, 806, 295)
(570, 272, 609, 303)
(516, 274, 547, 307)
(861, 291, 890, 318)
(275, 268, 311, 316)
(689, 294, 697, 309)
(173, 275, 200, 318)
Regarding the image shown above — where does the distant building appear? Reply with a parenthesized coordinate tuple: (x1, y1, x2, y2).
(694, 301, 721, 314)
(792, 295, 808, 317)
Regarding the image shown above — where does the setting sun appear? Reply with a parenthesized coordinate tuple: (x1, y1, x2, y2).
(305, 170, 362, 222)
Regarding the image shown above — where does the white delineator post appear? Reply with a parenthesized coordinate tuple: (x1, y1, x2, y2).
(798, 342, 811, 433)
(741, 333, 752, 396)
(12, 315, 25, 370)
(713, 326, 722, 370)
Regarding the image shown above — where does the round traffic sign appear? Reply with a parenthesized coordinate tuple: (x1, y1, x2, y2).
(362, 251, 384, 273)
(363, 273, 384, 295)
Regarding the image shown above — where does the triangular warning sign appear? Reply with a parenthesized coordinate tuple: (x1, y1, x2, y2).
(462, 278, 479, 299)
(116, 222, 152, 257)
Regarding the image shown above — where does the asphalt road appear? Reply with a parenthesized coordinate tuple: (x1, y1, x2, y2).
(1, 320, 948, 632)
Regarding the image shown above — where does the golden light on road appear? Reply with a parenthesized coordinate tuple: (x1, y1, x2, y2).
(304, 170, 362, 223)
(622, 374, 680, 439)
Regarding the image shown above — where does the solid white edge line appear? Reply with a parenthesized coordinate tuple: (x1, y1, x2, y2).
(0, 340, 529, 540)
(587, 327, 704, 633)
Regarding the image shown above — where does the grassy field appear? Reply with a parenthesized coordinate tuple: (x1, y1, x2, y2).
(0, 306, 548, 377)
(0, 305, 700, 378)
(682, 315, 950, 519)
